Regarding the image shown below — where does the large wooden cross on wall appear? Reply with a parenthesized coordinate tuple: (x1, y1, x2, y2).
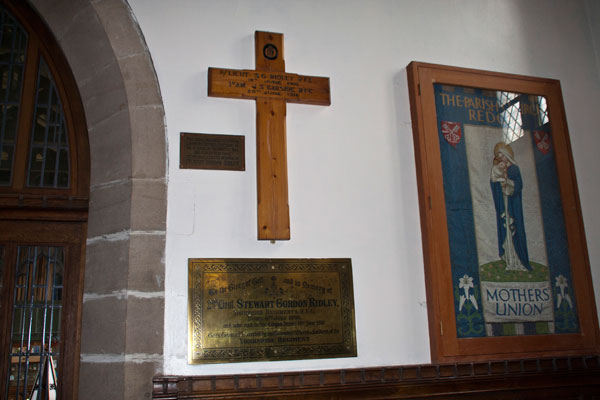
(208, 31, 331, 241)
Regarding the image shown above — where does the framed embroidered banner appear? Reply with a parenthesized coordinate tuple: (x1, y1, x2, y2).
(407, 62, 600, 362)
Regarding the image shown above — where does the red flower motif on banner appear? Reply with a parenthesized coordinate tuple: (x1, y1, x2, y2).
(533, 130, 551, 155)
(441, 121, 462, 147)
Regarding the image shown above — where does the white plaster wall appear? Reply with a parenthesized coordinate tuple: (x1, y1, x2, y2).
(128, 0, 600, 375)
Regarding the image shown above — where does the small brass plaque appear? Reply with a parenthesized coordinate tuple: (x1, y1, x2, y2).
(188, 258, 357, 364)
(180, 132, 245, 171)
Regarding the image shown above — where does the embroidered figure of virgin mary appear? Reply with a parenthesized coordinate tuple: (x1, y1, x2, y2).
(490, 142, 532, 271)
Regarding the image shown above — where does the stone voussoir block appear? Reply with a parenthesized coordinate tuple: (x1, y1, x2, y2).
(85, 237, 130, 294)
(125, 360, 162, 400)
(125, 296, 164, 354)
(130, 106, 166, 179)
(81, 295, 127, 354)
(88, 179, 132, 238)
(130, 178, 166, 232)
(88, 109, 133, 186)
(55, 2, 116, 85)
(79, 358, 125, 400)
(127, 233, 166, 292)
(120, 53, 163, 108)
(29, 0, 91, 42)
(91, 0, 147, 60)
(81, 59, 129, 128)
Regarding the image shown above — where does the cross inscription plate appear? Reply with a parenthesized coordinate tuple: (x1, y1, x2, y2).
(208, 31, 331, 240)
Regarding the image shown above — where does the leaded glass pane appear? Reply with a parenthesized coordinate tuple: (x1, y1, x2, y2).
(0, 6, 28, 186)
(498, 91, 524, 143)
(6, 246, 62, 400)
(27, 58, 70, 189)
(538, 96, 549, 126)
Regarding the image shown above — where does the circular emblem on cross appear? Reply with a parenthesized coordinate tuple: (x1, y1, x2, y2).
(263, 44, 278, 60)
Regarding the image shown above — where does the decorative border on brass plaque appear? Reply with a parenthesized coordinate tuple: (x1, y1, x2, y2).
(188, 258, 357, 364)
(180, 132, 245, 171)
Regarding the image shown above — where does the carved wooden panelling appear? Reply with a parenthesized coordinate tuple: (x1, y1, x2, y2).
(153, 355, 600, 399)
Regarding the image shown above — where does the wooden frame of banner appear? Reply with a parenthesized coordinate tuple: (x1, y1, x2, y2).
(406, 61, 600, 363)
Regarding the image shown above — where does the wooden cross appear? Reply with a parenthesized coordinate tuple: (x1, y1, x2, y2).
(208, 31, 331, 241)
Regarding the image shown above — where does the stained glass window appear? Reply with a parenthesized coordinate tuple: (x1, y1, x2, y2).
(0, 8, 27, 186)
(0, 3, 71, 191)
(6, 246, 63, 399)
(27, 59, 70, 188)
(0, 2, 88, 398)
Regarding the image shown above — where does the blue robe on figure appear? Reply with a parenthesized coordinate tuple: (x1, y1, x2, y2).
(490, 164, 532, 270)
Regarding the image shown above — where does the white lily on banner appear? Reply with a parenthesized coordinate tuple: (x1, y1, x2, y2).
(458, 274, 478, 311)
(555, 274, 573, 309)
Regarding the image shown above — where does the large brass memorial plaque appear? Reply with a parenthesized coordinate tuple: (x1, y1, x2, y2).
(188, 258, 357, 364)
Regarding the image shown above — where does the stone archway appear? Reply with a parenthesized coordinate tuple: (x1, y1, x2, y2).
(28, 0, 167, 398)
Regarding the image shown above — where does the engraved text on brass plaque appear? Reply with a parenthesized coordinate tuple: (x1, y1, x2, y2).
(180, 132, 245, 171)
(188, 258, 356, 364)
